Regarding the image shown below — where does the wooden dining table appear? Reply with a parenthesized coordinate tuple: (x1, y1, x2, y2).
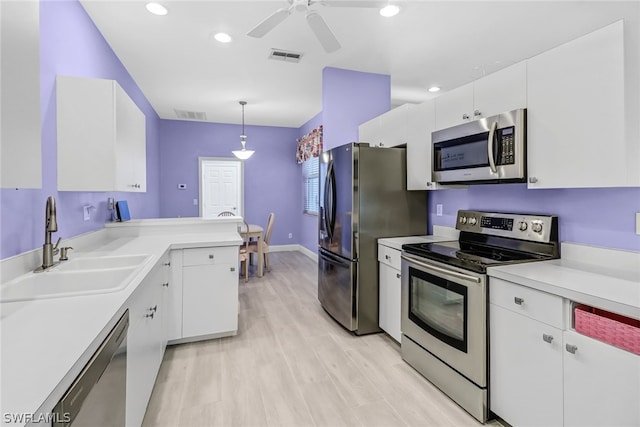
(239, 223, 264, 277)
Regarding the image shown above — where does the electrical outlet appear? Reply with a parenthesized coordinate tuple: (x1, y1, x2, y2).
(436, 204, 443, 217)
(193, 198, 198, 206)
(107, 197, 115, 210)
(288, 233, 293, 239)
(636, 212, 640, 235)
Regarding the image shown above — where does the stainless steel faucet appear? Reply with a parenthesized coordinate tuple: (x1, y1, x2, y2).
(35, 196, 61, 272)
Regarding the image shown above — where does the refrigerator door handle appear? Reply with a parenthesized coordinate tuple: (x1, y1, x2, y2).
(319, 248, 350, 266)
(324, 160, 336, 241)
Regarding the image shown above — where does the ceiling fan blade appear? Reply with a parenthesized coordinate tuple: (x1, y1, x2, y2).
(247, 8, 291, 38)
(315, 0, 388, 8)
(306, 11, 341, 53)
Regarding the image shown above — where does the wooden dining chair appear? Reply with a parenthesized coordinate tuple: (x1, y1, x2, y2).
(217, 211, 236, 217)
(247, 212, 275, 273)
(239, 220, 250, 282)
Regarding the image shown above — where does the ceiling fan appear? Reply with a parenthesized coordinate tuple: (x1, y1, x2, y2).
(247, 0, 388, 53)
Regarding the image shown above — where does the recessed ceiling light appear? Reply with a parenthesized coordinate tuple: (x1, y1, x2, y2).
(146, 2, 168, 16)
(380, 4, 400, 18)
(428, 86, 441, 93)
(213, 32, 232, 43)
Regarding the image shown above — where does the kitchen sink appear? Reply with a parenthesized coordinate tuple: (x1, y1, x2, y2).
(56, 254, 151, 272)
(0, 267, 140, 303)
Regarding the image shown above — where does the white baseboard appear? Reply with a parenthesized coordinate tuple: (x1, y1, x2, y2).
(270, 244, 317, 261)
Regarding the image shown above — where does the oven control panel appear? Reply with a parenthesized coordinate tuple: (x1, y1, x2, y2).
(456, 210, 557, 243)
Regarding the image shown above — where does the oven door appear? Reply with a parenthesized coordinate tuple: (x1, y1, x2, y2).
(401, 253, 487, 387)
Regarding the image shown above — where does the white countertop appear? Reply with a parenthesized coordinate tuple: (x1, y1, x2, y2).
(378, 226, 460, 250)
(488, 256, 640, 320)
(0, 231, 241, 425)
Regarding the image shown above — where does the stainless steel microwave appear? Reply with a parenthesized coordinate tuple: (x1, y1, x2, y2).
(432, 108, 526, 184)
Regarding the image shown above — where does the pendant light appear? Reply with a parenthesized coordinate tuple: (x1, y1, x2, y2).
(232, 101, 254, 160)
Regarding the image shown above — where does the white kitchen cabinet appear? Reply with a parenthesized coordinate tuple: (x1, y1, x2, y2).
(490, 301, 564, 427)
(434, 61, 526, 130)
(527, 20, 627, 189)
(563, 330, 640, 427)
(169, 246, 239, 342)
(0, 1, 41, 189)
(490, 277, 640, 427)
(126, 256, 167, 427)
(358, 105, 409, 148)
(56, 75, 146, 192)
(378, 243, 402, 343)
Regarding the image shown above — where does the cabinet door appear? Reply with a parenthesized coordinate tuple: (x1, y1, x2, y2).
(490, 304, 563, 427)
(358, 116, 381, 145)
(406, 101, 437, 190)
(182, 263, 238, 338)
(563, 330, 640, 427)
(434, 83, 473, 130)
(378, 262, 402, 343)
(474, 61, 526, 119)
(527, 20, 625, 189)
(115, 83, 146, 192)
(378, 105, 409, 147)
(0, 1, 41, 189)
(167, 250, 183, 342)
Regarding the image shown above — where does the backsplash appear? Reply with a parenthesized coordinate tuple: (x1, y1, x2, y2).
(428, 184, 640, 251)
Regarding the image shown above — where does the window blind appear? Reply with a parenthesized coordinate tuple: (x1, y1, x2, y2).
(303, 157, 319, 215)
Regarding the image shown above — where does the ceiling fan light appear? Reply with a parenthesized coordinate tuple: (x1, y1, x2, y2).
(379, 4, 399, 17)
(145, 2, 168, 16)
(428, 86, 441, 93)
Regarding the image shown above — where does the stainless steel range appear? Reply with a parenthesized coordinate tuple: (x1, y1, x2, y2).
(400, 210, 559, 423)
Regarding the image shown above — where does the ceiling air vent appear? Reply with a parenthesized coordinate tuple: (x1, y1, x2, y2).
(174, 109, 207, 121)
(269, 49, 303, 63)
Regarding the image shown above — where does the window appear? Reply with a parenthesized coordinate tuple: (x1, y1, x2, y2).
(302, 157, 319, 215)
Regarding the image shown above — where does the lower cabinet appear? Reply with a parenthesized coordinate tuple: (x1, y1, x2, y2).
(378, 243, 402, 343)
(168, 245, 239, 342)
(126, 252, 169, 427)
(490, 277, 640, 427)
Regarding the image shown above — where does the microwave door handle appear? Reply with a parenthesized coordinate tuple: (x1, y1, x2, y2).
(487, 121, 498, 174)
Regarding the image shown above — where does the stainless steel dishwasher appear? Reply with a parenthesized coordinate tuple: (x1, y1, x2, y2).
(52, 310, 128, 426)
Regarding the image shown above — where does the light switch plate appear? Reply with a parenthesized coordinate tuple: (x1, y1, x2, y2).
(436, 204, 443, 217)
(83, 205, 90, 221)
(636, 212, 640, 235)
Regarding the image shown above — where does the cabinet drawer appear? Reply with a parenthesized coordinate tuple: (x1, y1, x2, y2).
(183, 246, 237, 266)
(378, 244, 401, 270)
(490, 278, 563, 328)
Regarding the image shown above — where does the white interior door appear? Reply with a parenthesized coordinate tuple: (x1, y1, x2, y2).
(199, 158, 243, 218)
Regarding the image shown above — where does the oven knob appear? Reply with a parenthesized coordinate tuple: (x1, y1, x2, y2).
(469, 217, 477, 225)
(532, 222, 543, 234)
(460, 216, 467, 224)
(518, 221, 528, 231)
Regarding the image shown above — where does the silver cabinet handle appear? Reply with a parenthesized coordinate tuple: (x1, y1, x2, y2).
(396, 273, 401, 279)
(230, 267, 236, 272)
(149, 305, 158, 313)
(474, 109, 482, 117)
(514, 297, 524, 305)
(162, 282, 169, 287)
(566, 344, 578, 354)
(163, 262, 171, 266)
(385, 254, 391, 260)
(145, 312, 154, 319)
(542, 334, 554, 344)
(208, 254, 214, 259)
(529, 177, 538, 183)
(462, 113, 470, 120)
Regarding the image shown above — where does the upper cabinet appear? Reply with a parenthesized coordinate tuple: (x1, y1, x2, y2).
(527, 20, 632, 189)
(434, 61, 527, 130)
(57, 76, 146, 192)
(358, 105, 409, 148)
(1, 1, 42, 189)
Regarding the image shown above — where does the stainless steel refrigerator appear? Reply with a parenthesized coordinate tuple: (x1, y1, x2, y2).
(318, 142, 427, 335)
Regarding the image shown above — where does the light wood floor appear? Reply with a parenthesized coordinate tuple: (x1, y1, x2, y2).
(142, 251, 491, 427)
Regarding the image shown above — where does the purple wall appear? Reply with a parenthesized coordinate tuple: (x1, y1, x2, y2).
(158, 120, 300, 246)
(321, 67, 390, 150)
(0, 0, 161, 260)
(428, 185, 640, 251)
(298, 113, 323, 253)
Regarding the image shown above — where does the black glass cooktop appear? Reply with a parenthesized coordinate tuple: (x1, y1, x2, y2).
(402, 239, 555, 274)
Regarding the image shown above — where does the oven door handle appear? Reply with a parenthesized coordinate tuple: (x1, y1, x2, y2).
(401, 254, 481, 283)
